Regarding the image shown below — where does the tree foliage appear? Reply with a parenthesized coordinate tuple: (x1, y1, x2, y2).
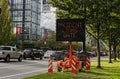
(0, 0, 13, 45)
(36, 31, 91, 51)
(49, 0, 120, 67)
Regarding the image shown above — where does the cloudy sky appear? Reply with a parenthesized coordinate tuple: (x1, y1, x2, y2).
(40, 6, 56, 31)
(41, 12, 56, 31)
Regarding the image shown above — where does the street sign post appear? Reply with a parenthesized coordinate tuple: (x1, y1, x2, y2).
(56, 18, 86, 59)
(56, 18, 85, 57)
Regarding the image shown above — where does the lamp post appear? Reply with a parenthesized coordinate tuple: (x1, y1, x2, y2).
(44, 29, 48, 51)
(44, 41, 46, 50)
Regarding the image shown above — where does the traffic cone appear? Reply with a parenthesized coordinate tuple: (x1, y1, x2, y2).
(86, 55, 90, 70)
(48, 56, 53, 74)
(71, 58, 77, 74)
(63, 56, 69, 71)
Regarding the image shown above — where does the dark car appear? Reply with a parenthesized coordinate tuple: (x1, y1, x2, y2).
(51, 51, 64, 61)
(38, 50, 44, 56)
(87, 51, 97, 57)
(23, 48, 43, 60)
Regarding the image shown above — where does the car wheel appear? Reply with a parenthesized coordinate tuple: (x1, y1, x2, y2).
(57, 67, 62, 72)
(40, 56, 42, 60)
(23, 56, 26, 60)
(5, 56, 10, 62)
(18, 56, 22, 62)
(32, 56, 35, 60)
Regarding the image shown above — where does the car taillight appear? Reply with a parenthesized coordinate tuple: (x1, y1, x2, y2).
(23, 52, 26, 55)
(31, 52, 34, 55)
(2, 52, 5, 55)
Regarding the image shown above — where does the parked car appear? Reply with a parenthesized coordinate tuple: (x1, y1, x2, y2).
(0, 46, 22, 62)
(38, 50, 44, 56)
(87, 51, 97, 57)
(100, 51, 108, 56)
(23, 48, 43, 60)
(43, 50, 55, 59)
(51, 51, 64, 61)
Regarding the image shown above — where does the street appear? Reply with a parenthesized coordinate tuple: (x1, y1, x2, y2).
(91, 56, 108, 61)
(0, 59, 56, 79)
(0, 56, 108, 79)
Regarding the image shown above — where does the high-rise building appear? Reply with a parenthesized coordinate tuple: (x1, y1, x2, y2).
(10, 0, 41, 43)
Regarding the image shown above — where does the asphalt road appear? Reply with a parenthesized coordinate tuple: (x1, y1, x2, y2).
(0, 56, 108, 79)
(0, 59, 56, 79)
(91, 56, 108, 61)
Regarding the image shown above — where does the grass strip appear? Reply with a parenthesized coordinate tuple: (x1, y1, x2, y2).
(23, 60, 120, 79)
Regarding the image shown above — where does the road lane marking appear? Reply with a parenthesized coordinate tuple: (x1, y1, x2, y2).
(0, 68, 47, 79)
(0, 63, 44, 69)
(0, 60, 50, 69)
(0, 60, 56, 69)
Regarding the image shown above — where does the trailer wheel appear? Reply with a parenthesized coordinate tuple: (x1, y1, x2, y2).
(78, 62, 84, 72)
(57, 67, 62, 72)
(78, 69, 82, 72)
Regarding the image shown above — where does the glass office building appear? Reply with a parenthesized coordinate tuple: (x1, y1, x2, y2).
(10, 0, 41, 43)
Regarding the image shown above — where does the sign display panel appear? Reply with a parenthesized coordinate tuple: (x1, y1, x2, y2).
(56, 19, 85, 41)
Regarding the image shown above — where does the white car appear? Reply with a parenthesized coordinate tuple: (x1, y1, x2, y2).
(43, 50, 55, 58)
(0, 46, 22, 62)
(88, 51, 96, 57)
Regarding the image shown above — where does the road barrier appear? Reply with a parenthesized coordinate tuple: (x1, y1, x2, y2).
(86, 55, 90, 70)
(71, 57, 77, 74)
(48, 56, 53, 74)
(63, 56, 69, 70)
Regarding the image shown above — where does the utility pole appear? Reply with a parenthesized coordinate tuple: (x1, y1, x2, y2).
(22, 0, 25, 42)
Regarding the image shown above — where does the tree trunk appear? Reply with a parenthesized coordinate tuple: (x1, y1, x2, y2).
(108, 39, 112, 63)
(118, 51, 120, 59)
(96, 38, 101, 68)
(113, 45, 117, 60)
(96, 23, 101, 68)
(108, 29, 112, 63)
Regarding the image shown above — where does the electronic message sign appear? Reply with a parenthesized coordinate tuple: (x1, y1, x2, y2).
(56, 19, 85, 41)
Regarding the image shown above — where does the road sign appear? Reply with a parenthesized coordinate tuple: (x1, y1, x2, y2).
(56, 19, 85, 41)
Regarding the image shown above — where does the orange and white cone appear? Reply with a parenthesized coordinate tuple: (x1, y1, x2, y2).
(63, 56, 69, 70)
(48, 56, 53, 74)
(86, 55, 90, 70)
(71, 58, 76, 74)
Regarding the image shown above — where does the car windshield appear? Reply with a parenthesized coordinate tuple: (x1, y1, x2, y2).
(24, 49, 31, 53)
(33, 49, 38, 52)
(0, 47, 11, 50)
(38, 50, 43, 52)
(45, 50, 55, 54)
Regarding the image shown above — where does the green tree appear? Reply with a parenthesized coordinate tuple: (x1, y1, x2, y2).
(99, 0, 120, 62)
(0, 0, 13, 45)
(49, 0, 120, 68)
